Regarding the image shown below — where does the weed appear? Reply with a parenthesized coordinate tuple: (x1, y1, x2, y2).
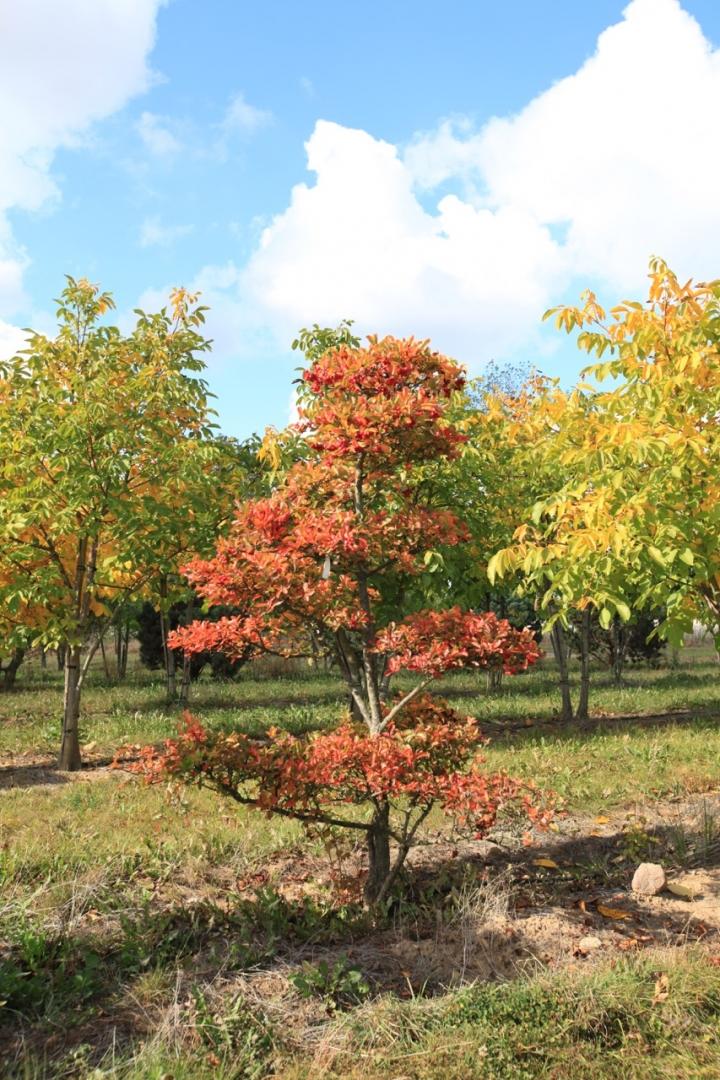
(289, 956, 370, 1011)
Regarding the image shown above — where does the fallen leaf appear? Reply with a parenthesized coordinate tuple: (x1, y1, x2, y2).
(652, 973, 669, 1004)
(594, 815, 610, 825)
(533, 857, 560, 870)
(597, 903, 631, 920)
(666, 881, 699, 901)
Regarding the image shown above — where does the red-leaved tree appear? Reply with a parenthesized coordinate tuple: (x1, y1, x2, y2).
(139, 337, 545, 904)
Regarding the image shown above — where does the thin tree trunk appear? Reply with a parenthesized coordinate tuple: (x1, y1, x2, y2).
(159, 579, 176, 703)
(179, 652, 191, 705)
(576, 608, 591, 724)
(118, 622, 130, 680)
(99, 633, 112, 681)
(486, 667, 503, 694)
(1, 647, 25, 691)
(59, 645, 82, 770)
(56, 644, 66, 670)
(364, 802, 392, 906)
(39, 649, 47, 671)
(550, 623, 574, 722)
(610, 616, 626, 686)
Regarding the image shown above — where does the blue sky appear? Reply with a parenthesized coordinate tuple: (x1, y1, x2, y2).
(2, 0, 720, 437)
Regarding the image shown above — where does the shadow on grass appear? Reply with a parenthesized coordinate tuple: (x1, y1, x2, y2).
(4, 798, 720, 1074)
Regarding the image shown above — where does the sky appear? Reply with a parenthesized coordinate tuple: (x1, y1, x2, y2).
(2, 0, 720, 438)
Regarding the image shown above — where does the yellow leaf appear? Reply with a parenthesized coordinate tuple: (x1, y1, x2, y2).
(533, 858, 559, 870)
(597, 903, 631, 920)
(666, 881, 699, 901)
(594, 815, 610, 825)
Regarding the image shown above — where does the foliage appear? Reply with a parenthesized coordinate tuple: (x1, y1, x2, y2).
(0, 277, 239, 766)
(137, 598, 250, 680)
(288, 955, 370, 1011)
(130, 698, 551, 902)
(490, 259, 720, 646)
(156, 336, 544, 901)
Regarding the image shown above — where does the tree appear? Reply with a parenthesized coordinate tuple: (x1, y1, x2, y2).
(489, 259, 720, 654)
(0, 278, 230, 769)
(153, 336, 546, 904)
(568, 608, 665, 686)
(137, 596, 252, 682)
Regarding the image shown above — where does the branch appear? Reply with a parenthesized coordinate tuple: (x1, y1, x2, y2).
(218, 783, 371, 831)
(377, 677, 435, 732)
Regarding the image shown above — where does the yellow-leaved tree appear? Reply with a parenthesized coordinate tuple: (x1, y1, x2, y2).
(490, 258, 720, 662)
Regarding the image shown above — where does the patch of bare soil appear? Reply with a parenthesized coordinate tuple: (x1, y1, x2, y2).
(0, 752, 120, 789)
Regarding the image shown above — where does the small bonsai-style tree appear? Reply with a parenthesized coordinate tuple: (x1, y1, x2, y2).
(135, 337, 547, 904)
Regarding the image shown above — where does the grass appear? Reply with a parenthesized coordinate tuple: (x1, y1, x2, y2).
(278, 947, 720, 1080)
(1, 645, 719, 1076)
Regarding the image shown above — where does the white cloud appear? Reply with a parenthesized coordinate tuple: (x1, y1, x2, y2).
(220, 93, 272, 137)
(0, 320, 28, 360)
(0, 0, 163, 317)
(407, 0, 720, 290)
(209, 0, 720, 369)
(136, 110, 183, 156)
(139, 216, 194, 247)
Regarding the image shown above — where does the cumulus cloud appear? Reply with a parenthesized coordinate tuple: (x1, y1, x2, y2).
(216, 0, 720, 368)
(0, 320, 28, 361)
(0, 0, 163, 318)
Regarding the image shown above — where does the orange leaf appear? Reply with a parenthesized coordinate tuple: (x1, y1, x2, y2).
(597, 903, 631, 920)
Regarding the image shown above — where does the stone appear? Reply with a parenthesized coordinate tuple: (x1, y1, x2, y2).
(631, 862, 666, 896)
(578, 935, 602, 952)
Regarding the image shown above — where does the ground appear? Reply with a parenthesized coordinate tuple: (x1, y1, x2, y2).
(1, 648, 720, 1078)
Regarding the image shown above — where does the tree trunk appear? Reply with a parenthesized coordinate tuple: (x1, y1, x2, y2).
(159, 610, 176, 702)
(610, 616, 626, 686)
(56, 644, 66, 670)
(576, 608, 591, 724)
(486, 667, 503, 694)
(59, 646, 82, 771)
(115, 621, 129, 681)
(99, 633, 112, 681)
(39, 649, 47, 670)
(179, 652, 191, 706)
(364, 802, 392, 906)
(1, 647, 25, 691)
(550, 623, 574, 722)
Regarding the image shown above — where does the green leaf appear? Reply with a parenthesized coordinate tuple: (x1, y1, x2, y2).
(615, 601, 631, 622)
(647, 545, 666, 567)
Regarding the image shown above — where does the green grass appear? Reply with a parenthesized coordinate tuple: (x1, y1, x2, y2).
(1, 647, 720, 1077)
(279, 947, 720, 1080)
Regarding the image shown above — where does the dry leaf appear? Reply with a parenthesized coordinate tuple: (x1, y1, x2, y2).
(597, 903, 631, 920)
(652, 973, 669, 1004)
(533, 857, 559, 870)
(594, 815, 610, 825)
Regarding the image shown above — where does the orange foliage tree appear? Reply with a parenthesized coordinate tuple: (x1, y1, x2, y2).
(143, 337, 546, 904)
